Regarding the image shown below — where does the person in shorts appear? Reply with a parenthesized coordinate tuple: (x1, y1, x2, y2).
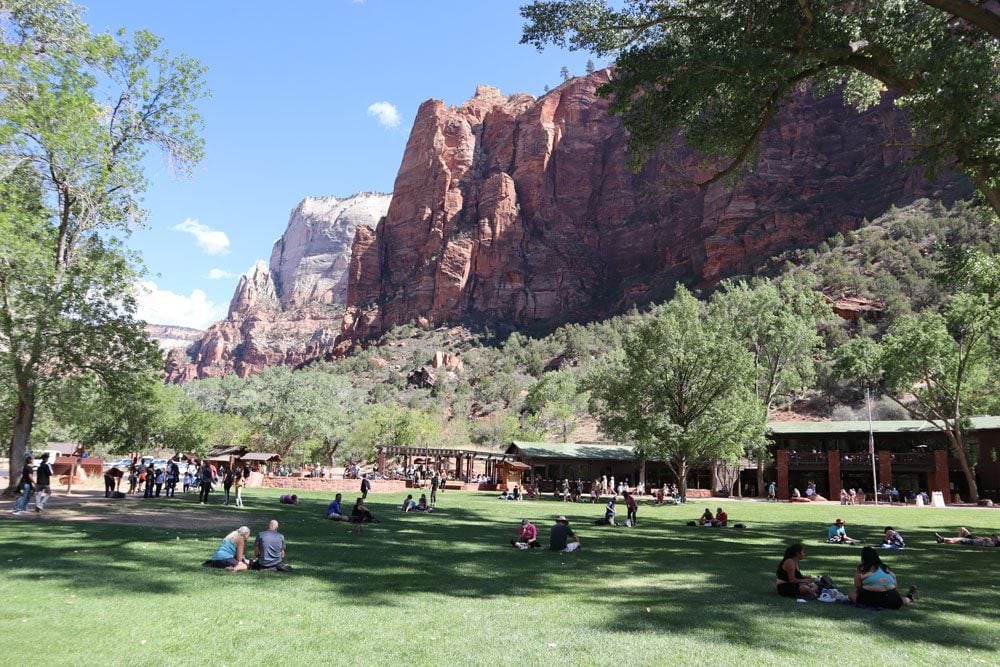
(549, 516, 580, 552)
(935, 528, 1000, 547)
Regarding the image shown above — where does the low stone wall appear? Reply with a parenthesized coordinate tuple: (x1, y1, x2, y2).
(260, 477, 408, 493)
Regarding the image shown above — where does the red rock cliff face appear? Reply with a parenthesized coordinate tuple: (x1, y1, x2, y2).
(343, 71, 964, 341)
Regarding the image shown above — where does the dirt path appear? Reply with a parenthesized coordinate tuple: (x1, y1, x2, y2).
(2, 489, 263, 531)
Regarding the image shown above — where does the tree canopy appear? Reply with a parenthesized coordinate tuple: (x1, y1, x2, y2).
(521, 0, 1000, 215)
(0, 0, 208, 490)
(584, 285, 766, 496)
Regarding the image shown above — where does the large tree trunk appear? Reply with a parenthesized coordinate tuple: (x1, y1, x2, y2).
(676, 459, 689, 499)
(5, 391, 35, 496)
(949, 429, 980, 503)
(756, 461, 766, 498)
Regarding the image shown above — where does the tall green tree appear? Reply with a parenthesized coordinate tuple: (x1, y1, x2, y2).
(878, 293, 999, 502)
(524, 370, 589, 441)
(584, 285, 766, 497)
(227, 367, 364, 461)
(711, 277, 827, 494)
(347, 403, 443, 463)
(0, 1, 207, 492)
(521, 0, 1000, 216)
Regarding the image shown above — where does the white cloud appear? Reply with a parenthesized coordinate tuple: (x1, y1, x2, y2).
(367, 101, 400, 129)
(173, 218, 231, 255)
(205, 268, 236, 280)
(135, 281, 226, 329)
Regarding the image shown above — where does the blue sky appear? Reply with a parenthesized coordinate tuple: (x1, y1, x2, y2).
(79, 0, 601, 328)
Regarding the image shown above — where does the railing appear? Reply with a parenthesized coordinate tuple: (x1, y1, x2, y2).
(787, 452, 827, 466)
(891, 452, 933, 465)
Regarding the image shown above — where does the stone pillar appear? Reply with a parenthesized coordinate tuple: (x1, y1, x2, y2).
(776, 449, 790, 501)
(878, 450, 893, 488)
(931, 450, 950, 501)
(828, 450, 842, 499)
(455, 455, 462, 477)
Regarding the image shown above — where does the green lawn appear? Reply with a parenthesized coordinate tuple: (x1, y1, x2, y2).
(1, 490, 998, 666)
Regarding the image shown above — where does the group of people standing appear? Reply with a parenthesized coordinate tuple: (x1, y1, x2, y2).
(10, 453, 53, 515)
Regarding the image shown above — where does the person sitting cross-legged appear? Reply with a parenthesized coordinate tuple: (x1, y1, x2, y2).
(549, 515, 580, 553)
(208, 526, 251, 572)
(511, 518, 541, 549)
(252, 519, 289, 571)
(400, 493, 416, 512)
(827, 518, 862, 544)
(326, 493, 349, 521)
(776, 543, 818, 599)
(848, 546, 917, 609)
(882, 526, 905, 550)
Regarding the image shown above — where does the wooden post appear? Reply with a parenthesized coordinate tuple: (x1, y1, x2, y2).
(66, 456, 79, 495)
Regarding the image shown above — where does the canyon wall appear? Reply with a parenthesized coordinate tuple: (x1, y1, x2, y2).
(341, 70, 964, 342)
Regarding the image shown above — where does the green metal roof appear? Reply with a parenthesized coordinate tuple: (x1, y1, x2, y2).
(508, 441, 638, 461)
(767, 416, 1000, 436)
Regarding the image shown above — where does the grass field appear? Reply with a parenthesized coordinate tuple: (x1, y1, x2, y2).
(1, 489, 998, 666)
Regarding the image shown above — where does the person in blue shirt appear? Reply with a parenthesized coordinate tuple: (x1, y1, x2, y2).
(208, 526, 251, 572)
(827, 518, 862, 544)
(848, 546, 917, 609)
(326, 493, 348, 521)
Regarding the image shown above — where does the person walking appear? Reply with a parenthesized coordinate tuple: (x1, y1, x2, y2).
(198, 460, 213, 505)
(12, 455, 35, 514)
(430, 472, 440, 506)
(360, 473, 371, 500)
(222, 466, 234, 505)
(34, 453, 54, 512)
(234, 470, 245, 508)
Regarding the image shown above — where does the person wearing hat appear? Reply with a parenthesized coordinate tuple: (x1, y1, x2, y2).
(827, 518, 862, 544)
(549, 516, 580, 552)
(511, 519, 540, 549)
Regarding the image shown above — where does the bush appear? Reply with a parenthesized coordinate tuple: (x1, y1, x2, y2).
(872, 397, 911, 420)
(831, 405, 858, 421)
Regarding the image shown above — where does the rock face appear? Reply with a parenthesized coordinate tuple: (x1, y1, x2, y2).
(342, 71, 965, 341)
(145, 324, 205, 351)
(169, 193, 391, 381)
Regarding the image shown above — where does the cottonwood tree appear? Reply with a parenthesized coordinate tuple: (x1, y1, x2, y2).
(524, 370, 589, 441)
(0, 1, 208, 492)
(711, 277, 827, 495)
(584, 285, 766, 497)
(521, 0, 1000, 216)
(877, 293, 999, 503)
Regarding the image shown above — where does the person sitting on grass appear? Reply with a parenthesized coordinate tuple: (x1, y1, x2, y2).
(511, 518, 541, 549)
(848, 546, 917, 609)
(279, 494, 299, 505)
(882, 526, 905, 549)
(698, 508, 714, 526)
(400, 493, 415, 512)
(549, 515, 580, 552)
(327, 493, 349, 521)
(252, 519, 289, 572)
(934, 528, 1000, 547)
(351, 497, 378, 522)
(208, 526, 251, 572)
(776, 543, 818, 599)
(827, 518, 862, 544)
(414, 493, 432, 512)
(713, 507, 728, 527)
(596, 498, 616, 525)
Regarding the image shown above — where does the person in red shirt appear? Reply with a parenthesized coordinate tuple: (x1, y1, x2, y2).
(714, 507, 729, 527)
(511, 519, 540, 549)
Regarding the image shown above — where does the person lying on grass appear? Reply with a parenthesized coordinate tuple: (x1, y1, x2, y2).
(209, 526, 251, 572)
(279, 494, 299, 505)
(935, 528, 1000, 547)
(827, 518, 862, 544)
(848, 546, 917, 609)
(327, 493, 349, 521)
(882, 526, 905, 549)
(511, 518, 541, 549)
(776, 543, 819, 599)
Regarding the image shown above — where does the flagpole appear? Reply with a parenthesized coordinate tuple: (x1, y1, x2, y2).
(867, 388, 878, 506)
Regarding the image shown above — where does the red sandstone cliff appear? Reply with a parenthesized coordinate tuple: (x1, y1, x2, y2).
(168, 193, 391, 381)
(342, 71, 965, 341)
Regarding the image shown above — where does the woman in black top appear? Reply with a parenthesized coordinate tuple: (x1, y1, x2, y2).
(776, 543, 819, 599)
